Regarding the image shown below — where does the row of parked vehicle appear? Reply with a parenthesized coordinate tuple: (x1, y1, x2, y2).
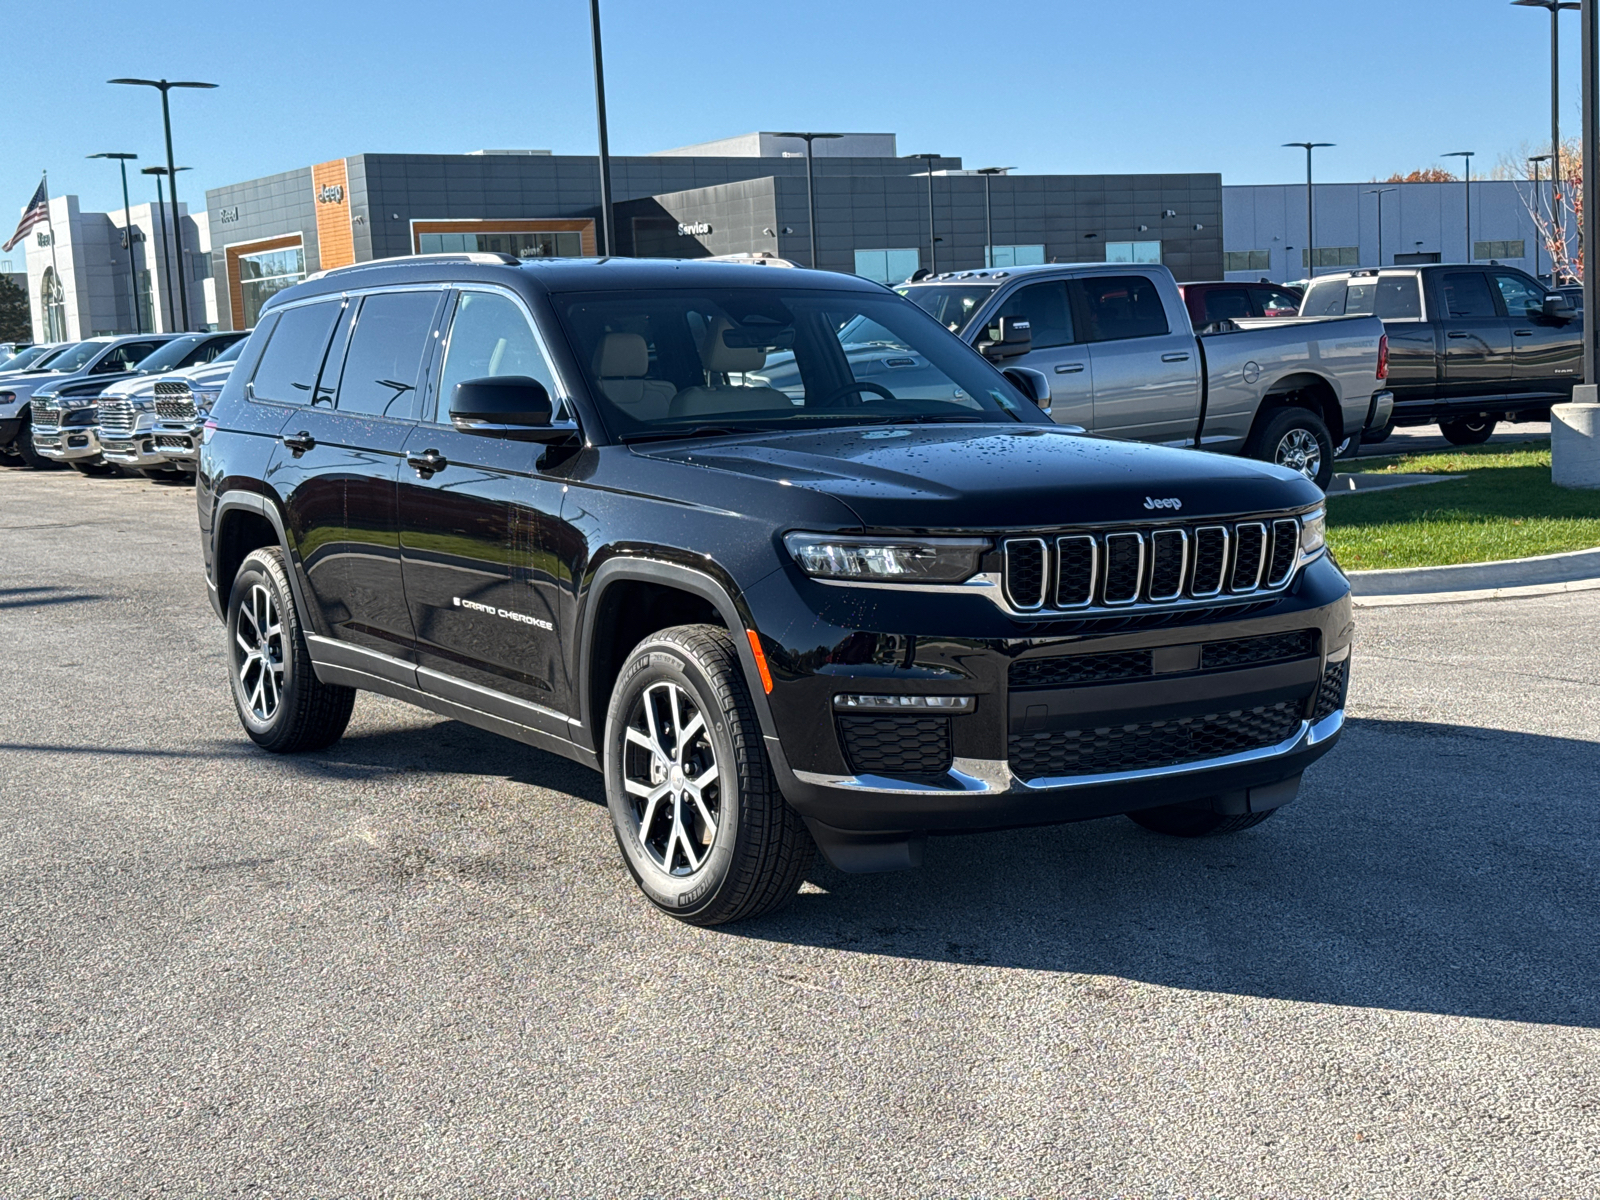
(0, 330, 246, 479)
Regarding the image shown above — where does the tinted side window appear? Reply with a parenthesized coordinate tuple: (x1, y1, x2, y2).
(1441, 272, 1499, 319)
(95, 341, 164, 373)
(1300, 279, 1347, 317)
(1202, 288, 1253, 323)
(993, 282, 1073, 349)
(436, 290, 557, 421)
(329, 291, 441, 419)
(249, 301, 341, 404)
(1074, 275, 1171, 341)
(1490, 272, 1545, 319)
(1373, 276, 1422, 319)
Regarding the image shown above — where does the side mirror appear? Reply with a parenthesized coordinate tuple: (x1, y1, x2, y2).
(1002, 365, 1051, 414)
(1544, 294, 1574, 320)
(979, 315, 1032, 361)
(449, 376, 569, 442)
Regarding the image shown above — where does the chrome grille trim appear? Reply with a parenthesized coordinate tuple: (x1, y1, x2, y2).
(97, 399, 137, 437)
(1002, 538, 1048, 610)
(1101, 532, 1145, 606)
(1266, 519, 1301, 588)
(1053, 535, 1097, 609)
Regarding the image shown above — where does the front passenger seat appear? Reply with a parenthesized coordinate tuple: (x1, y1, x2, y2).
(668, 318, 792, 418)
(593, 332, 676, 420)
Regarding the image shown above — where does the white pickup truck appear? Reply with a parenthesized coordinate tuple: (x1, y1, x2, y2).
(891, 262, 1392, 489)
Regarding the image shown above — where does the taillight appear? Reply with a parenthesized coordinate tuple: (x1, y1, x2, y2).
(1376, 333, 1389, 380)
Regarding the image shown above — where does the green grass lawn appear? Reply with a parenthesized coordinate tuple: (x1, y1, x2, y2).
(1327, 440, 1600, 570)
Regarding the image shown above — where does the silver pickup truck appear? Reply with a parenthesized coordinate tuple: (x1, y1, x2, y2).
(888, 263, 1392, 489)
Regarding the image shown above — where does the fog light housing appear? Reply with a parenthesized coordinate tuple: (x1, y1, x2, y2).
(833, 693, 974, 713)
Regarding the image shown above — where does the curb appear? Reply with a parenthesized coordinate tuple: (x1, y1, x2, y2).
(1347, 544, 1600, 608)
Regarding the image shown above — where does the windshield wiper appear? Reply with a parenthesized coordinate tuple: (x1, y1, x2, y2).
(621, 425, 765, 445)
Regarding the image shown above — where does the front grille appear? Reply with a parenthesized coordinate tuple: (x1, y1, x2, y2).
(1008, 701, 1304, 780)
(155, 434, 192, 452)
(30, 398, 58, 431)
(97, 399, 137, 437)
(1002, 512, 1307, 614)
(153, 380, 196, 419)
(837, 715, 953, 777)
(1313, 657, 1349, 721)
(1010, 629, 1320, 691)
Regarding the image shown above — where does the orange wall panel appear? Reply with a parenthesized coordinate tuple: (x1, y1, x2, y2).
(312, 159, 355, 271)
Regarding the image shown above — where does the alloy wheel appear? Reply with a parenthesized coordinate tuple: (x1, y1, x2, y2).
(622, 681, 721, 876)
(234, 583, 285, 721)
(1274, 428, 1323, 482)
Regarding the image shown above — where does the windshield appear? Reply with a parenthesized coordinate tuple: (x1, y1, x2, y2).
(0, 345, 53, 372)
(554, 287, 1034, 440)
(895, 284, 997, 333)
(133, 335, 209, 373)
(211, 337, 247, 364)
(41, 342, 106, 373)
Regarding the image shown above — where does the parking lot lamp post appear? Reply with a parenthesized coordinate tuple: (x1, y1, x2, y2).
(978, 167, 1013, 267)
(109, 78, 217, 330)
(140, 166, 176, 332)
(1582, 0, 1597, 383)
(88, 152, 141, 333)
(773, 133, 843, 269)
(1365, 187, 1397, 266)
(1512, 2, 1579, 219)
(1529, 154, 1553, 278)
(587, 0, 614, 256)
(908, 153, 942, 274)
(1283, 142, 1334, 276)
(1444, 151, 1477, 260)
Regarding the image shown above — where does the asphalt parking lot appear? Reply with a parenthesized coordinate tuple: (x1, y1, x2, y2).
(2, 463, 1597, 1198)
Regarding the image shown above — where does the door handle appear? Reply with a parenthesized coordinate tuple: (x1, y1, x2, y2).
(1161, 352, 1191, 362)
(406, 449, 448, 478)
(281, 431, 315, 457)
(1513, 329, 1534, 337)
(1447, 331, 1470, 339)
(1055, 362, 1086, 374)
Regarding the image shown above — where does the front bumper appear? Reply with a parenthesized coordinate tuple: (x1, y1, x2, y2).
(33, 425, 103, 462)
(101, 422, 183, 469)
(152, 420, 202, 463)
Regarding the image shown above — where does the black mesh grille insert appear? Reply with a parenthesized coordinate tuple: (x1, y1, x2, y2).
(1148, 530, 1186, 600)
(1008, 701, 1304, 779)
(1267, 519, 1301, 587)
(1055, 536, 1095, 608)
(838, 715, 953, 777)
(1200, 629, 1319, 670)
(1005, 540, 1046, 608)
(1103, 534, 1143, 603)
(1313, 657, 1349, 721)
(1231, 523, 1266, 591)
(1010, 649, 1154, 689)
(1191, 527, 1227, 596)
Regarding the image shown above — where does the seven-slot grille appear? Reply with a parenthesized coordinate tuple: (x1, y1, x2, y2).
(29, 398, 59, 431)
(1005, 516, 1305, 613)
(97, 399, 137, 437)
(153, 380, 196, 420)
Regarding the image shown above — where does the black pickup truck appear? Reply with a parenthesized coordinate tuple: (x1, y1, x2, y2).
(1299, 264, 1580, 445)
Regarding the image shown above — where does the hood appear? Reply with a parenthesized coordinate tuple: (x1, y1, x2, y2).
(176, 361, 235, 388)
(103, 361, 235, 401)
(34, 373, 134, 403)
(632, 424, 1322, 530)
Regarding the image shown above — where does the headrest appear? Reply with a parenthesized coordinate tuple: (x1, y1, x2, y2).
(594, 332, 649, 378)
(700, 318, 767, 374)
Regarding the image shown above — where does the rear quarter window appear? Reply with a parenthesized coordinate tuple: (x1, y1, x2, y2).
(1300, 280, 1347, 317)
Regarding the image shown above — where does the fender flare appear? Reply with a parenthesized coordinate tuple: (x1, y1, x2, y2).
(575, 556, 779, 747)
(210, 491, 315, 629)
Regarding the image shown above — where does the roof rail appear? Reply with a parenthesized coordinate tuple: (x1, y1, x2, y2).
(305, 251, 520, 281)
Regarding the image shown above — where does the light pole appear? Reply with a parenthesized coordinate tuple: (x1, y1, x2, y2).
(1529, 154, 1553, 278)
(977, 167, 1014, 267)
(1511, 1, 1579, 222)
(1365, 187, 1397, 267)
(773, 133, 843, 269)
(1283, 142, 1334, 276)
(587, 0, 614, 256)
(89, 152, 141, 333)
(1443, 151, 1477, 260)
(109, 78, 216, 330)
(141, 166, 188, 332)
(908, 153, 942, 274)
(1582, 0, 1597, 384)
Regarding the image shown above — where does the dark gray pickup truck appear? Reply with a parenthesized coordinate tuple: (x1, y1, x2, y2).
(1299, 265, 1580, 445)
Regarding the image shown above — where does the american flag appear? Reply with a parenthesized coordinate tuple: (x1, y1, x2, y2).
(2, 179, 49, 253)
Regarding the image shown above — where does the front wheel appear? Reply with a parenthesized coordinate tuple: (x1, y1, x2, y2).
(1249, 405, 1335, 490)
(1440, 417, 1496, 446)
(604, 624, 814, 926)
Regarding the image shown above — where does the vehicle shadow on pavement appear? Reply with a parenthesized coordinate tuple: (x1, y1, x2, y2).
(734, 718, 1600, 1029)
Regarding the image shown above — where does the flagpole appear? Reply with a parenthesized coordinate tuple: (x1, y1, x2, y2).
(41, 171, 65, 340)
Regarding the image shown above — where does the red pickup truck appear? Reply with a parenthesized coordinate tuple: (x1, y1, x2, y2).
(1180, 281, 1303, 328)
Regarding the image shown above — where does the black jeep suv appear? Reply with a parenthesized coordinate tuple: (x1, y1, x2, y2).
(198, 255, 1350, 924)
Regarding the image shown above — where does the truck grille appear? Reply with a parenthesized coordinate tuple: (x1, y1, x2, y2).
(1008, 701, 1304, 780)
(837, 715, 953, 777)
(1009, 629, 1320, 690)
(1004, 515, 1306, 614)
(153, 380, 196, 420)
(30, 398, 58, 431)
(97, 399, 137, 437)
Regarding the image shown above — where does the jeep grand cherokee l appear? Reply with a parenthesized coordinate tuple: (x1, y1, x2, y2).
(198, 255, 1350, 925)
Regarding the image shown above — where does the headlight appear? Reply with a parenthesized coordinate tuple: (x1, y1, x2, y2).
(1300, 507, 1326, 555)
(191, 389, 221, 410)
(784, 533, 989, 583)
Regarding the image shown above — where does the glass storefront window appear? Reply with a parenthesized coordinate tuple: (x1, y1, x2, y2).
(1105, 241, 1163, 265)
(854, 248, 921, 284)
(417, 230, 583, 258)
(238, 245, 306, 328)
(40, 267, 67, 341)
(985, 245, 1045, 268)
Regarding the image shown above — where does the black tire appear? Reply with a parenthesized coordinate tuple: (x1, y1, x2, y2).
(1439, 417, 1497, 446)
(603, 624, 814, 926)
(69, 459, 119, 476)
(1360, 419, 1395, 445)
(13, 412, 60, 469)
(226, 546, 354, 754)
(1248, 405, 1335, 490)
(1127, 804, 1279, 837)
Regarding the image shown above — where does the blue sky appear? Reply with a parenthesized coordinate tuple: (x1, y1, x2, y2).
(0, 0, 1586, 239)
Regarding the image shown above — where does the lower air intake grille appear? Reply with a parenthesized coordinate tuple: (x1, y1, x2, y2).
(1313, 657, 1349, 721)
(838, 715, 953, 777)
(1011, 649, 1154, 689)
(1008, 701, 1305, 780)
(1200, 629, 1319, 670)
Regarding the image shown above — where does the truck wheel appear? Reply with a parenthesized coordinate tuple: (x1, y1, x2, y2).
(603, 624, 814, 926)
(1440, 417, 1496, 446)
(1127, 804, 1279, 837)
(227, 547, 354, 754)
(1249, 406, 1334, 490)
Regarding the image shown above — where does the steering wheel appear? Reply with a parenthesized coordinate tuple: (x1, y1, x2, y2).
(818, 380, 896, 407)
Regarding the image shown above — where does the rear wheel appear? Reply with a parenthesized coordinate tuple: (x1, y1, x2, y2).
(1127, 804, 1279, 837)
(604, 624, 814, 925)
(1440, 416, 1496, 445)
(1249, 406, 1334, 490)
